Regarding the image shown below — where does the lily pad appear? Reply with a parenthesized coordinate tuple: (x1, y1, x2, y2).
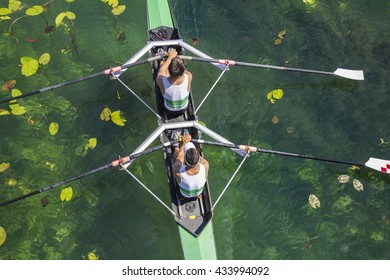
(0, 109, 11, 115)
(266, 89, 284, 104)
(100, 107, 111, 121)
(25, 5, 44, 16)
(20, 57, 39, 77)
(49, 122, 59, 135)
(88, 250, 99, 260)
(0, 162, 10, 172)
(112, 5, 126, 16)
(85, 138, 97, 150)
(308, 194, 320, 209)
(2, 80, 16, 92)
(0, 8, 12, 16)
(0, 226, 6, 246)
(10, 103, 26, 115)
(9, 1, 22, 11)
(278, 29, 287, 40)
(39, 53, 50, 65)
(337, 174, 350, 184)
(60, 187, 73, 202)
(353, 179, 364, 192)
(55, 12, 66, 26)
(111, 110, 127, 126)
(65, 11, 76, 20)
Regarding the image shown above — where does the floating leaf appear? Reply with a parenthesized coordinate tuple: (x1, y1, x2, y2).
(65, 11, 76, 20)
(353, 179, 364, 192)
(49, 122, 59, 135)
(55, 12, 66, 26)
(350, 165, 360, 171)
(2, 80, 16, 92)
(337, 174, 350, 184)
(191, 38, 199, 45)
(108, 0, 119, 8)
(278, 29, 287, 39)
(25, 5, 44, 16)
(39, 53, 50, 65)
(39, 196, 49, 207)
(110, 110, 126, 126)
(198, 120, 207, 127)
(20, 56, 39, 77)
(0, 162, 10, 172)
(0, 16, 11, 20)
(11, 88, 22, 97)
(88, 250, 99, 260)
(267, 89, 284, 104)
(9, 1, 22, 12)
(27, 116, 36, 125)
(66, 0, 75, 2)
(112, 5, 125, 16)
(10, 104, 26, 115)
(85, 138, 97, 150)
(100, 107, 111, 121)
(0, 8, 12, 16)
(0, 226, 6, 246)
(308, 194, 320, 209)
(45, 161, 56, 170)
(271, 116, 279, 124)
(6, 178, 17, 187)
(0, 109, 10, 115)
(287, 126, 294, 133)
(274, 38, 282, 45)
(60, 187, 73, 202)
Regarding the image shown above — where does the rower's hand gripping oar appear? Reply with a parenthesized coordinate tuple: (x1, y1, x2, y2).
(193, 139, 390, 174)
(0, 55, 164, 105)
(179, 55, 364, 81)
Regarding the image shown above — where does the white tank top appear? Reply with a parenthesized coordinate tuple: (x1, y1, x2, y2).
(179, 163, 206, 198)
(162, 74, 189, 111)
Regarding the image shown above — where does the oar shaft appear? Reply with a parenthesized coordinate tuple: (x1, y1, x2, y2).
(194, 139, 364, 167)
(0, 142, 166, 208)
(180, 55, 334, 76)
(0, 56, 162, 105)
(256, 147, 364, 167)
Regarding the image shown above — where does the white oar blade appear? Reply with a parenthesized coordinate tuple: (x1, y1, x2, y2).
(365, 157, 390, 174)
(334, 68, 364, 80)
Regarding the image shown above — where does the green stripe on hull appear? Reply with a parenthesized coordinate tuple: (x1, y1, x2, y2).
(178, 222, 217, 260)
(147, 0, 174, 29)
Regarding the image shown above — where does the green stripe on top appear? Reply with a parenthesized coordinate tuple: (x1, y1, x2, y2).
(165, 95, 188, 109)
(179, 185, 204, 197)
(147, 0, 174, 30)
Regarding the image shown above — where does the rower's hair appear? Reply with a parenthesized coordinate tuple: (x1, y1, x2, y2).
(185, 148, 200, 167)
(168, 57, 186, 78)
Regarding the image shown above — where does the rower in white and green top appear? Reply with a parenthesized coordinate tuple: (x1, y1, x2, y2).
(156, 48, 193, 113)
(173, 133, 209, 198)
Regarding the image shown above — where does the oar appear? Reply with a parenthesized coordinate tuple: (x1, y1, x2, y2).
(193, 139, 390, 174)
(179, 55, 364, 81)
(0, 55, 163, 105)
(0, 143, 166, 208)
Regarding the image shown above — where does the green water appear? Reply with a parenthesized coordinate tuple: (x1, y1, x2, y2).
(0, 0, 389, 260)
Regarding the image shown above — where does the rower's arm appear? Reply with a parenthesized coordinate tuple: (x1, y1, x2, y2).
(200, 157, 209, 179)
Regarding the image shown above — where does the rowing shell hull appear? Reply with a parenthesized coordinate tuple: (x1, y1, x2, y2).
(146, 0, 217, 259)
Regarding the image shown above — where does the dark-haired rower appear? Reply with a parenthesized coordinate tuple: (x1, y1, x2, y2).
(173, 133, 209, 198)
(156, 48, 193, 113)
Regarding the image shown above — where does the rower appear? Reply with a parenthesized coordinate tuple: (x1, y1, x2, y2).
(156, 48, 193, 115)
(172, 133, 209, 198)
